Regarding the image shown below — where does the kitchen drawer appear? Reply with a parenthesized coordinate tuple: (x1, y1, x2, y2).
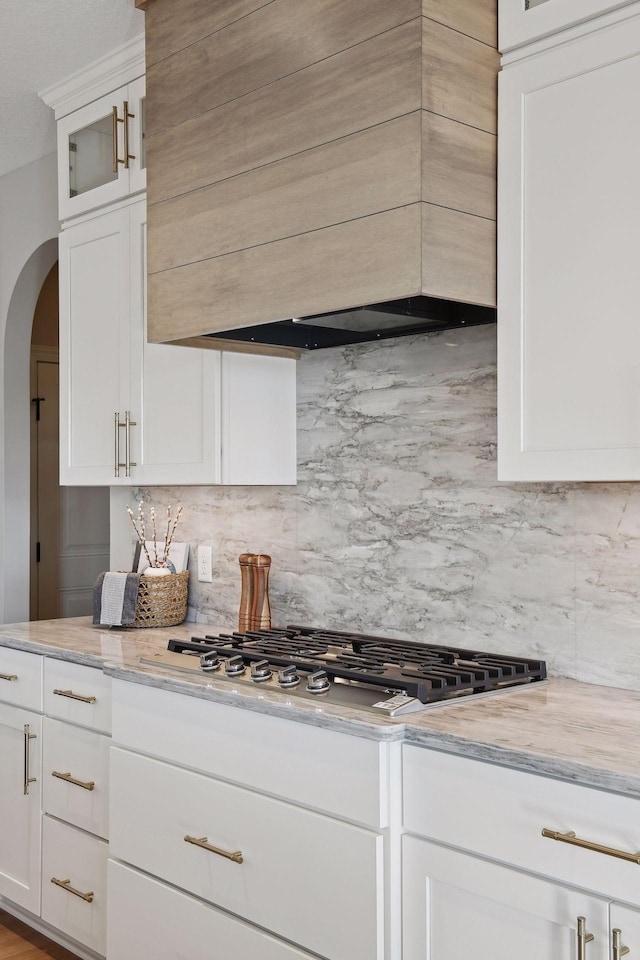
(403, 745, 640, 904)
(0, 647, 42, 710)
(44, 660, 111, 733)
(42, 815, 108, 956)
(108, 860, 318, 960)
(110, 747, 383, 960)
(43, 717, 110, 839)
(112, 678, 387, 827)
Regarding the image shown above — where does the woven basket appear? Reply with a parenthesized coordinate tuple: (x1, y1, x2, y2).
(130, 571, 189, 628)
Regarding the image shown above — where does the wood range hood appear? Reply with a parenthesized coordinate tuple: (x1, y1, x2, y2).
(140, 0, 498, 354)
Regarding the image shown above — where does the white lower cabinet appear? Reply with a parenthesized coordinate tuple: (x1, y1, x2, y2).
(0, 703, 42, 914)
(107, 860, 316, 960)
(610, 903, 640, 959)
(402, 836, 610, 959)
(41, 816, 108, 956)
(109, 746, 383, 960)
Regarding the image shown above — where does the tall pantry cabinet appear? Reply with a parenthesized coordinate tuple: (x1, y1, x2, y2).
(498, 1, 640, 480)
(41, 37, 297, 489)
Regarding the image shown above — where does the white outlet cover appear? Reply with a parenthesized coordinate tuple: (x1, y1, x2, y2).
(197, 545, 213, 583)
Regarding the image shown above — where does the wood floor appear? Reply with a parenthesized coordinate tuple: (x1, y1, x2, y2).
(0, 908, 80, 959)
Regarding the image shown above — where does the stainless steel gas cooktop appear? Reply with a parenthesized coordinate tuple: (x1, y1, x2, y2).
(141, 625, 548, 718)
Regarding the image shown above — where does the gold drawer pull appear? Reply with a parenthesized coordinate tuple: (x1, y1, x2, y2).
(577, 916, 594, 959)
(52, 770, 95, 791)
(0, 672, 18, 681)
(184, 835, 243, 864)
(613, 929, 630, 959)
(53, 688, 96, 704)
(51, 877, 94, 903)
(542, 828, 640, 864)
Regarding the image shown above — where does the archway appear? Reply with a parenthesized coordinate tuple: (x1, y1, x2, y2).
(3, 238, 58, 623)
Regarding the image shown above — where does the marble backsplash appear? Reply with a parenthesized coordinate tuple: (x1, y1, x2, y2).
(116, 324, 640, 691)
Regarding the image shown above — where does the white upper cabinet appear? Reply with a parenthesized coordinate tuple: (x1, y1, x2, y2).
(41, 37, 146, 220)
(498, 14, 640, 479)
(499, 0, 639, 53)
(59, 199, 296, 487)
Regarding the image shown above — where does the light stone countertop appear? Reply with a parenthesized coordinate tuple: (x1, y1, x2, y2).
(1, 617, 639, 798)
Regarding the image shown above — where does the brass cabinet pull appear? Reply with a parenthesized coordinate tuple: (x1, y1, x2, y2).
(52, 688, 96, 704)
(114, 411, 120, 478)
(112, 106, 119, 172)
(577, 916, 594, 959)
(184, 835, 243, 864)
(125, 411, 137, 477)
(23, 724, 37, 796)
(613, 929, 631, 959)
(0, 672, 18, 681)
(51, 877, 94, 903)
(52, 770, 95, 791)
(122, 101, 136, 169)
(542, 828, 640, 865)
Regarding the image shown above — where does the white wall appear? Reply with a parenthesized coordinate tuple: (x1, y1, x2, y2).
(0, 152, 59, 623)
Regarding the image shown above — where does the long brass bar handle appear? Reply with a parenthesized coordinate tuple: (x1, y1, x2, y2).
(577, 917, 594, 960)
(112, 106, 119, 172)
(0, 672, 18, 681)
(114, 411, 120, 478)
(122, 101, 136, 169)
(52, 688, 96, 704)
(52, 770, 95, 792)
(125, 411, 137, 477)
(542, 828, 640, 865)
(184, 835, 243, 864)
(51, 878, 94, 904)
(23, 724, 37, 796)
(613, 929, 631, 959)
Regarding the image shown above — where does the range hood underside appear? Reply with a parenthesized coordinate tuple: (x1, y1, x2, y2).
(205, 297, 497, 351)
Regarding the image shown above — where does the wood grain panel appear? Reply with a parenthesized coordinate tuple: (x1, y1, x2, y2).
(422, 18, 499, 134)
(422, 113, 496, 221)
(421, 204, 496, 307)
(147, 0, 421, 136)
(147, 19, 422, 204)
(148, 113, 421, 273)
(147, 206, 423, 343)
(167, 337, 301, 360)
(144, 0, 274, 66)
(422, 0, 497, 47)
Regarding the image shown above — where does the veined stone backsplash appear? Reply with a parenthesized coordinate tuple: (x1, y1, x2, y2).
(120, 324, 640, 691)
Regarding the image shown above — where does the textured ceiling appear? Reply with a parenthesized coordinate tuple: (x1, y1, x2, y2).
(0, 0, 144, 179)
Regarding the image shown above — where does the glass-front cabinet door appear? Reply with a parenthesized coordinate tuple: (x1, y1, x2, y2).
(499, 0, 637, 53)
(57, 79, 146, 219)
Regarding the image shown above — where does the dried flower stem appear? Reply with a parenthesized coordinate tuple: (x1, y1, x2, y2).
(127, 501, 182, 568)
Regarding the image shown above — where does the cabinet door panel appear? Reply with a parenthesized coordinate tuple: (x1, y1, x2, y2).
(403, 836, 609, 959)
(0, 705, 42, 914)
(499, 0, 638, 53)
(498, 18, 640, 479)
(610, 904, 640, 960)
(108, 860, 317, 960)
(59, 208, 130, 485)
(128, 202, 222, 485)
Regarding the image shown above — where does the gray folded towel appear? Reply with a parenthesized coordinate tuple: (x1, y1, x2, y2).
(93, 572, 140, 626)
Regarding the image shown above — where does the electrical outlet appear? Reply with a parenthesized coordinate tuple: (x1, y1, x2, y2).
(197, 545, 213, 583)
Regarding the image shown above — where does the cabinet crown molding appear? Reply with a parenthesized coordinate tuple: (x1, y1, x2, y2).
(39, 34, 145, 120)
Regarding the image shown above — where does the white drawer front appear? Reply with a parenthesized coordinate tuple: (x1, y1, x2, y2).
(110, 748, 384, 960)
(44, 660, 111, 733)
(112, 679, 386, 827)
(108, 860, 318, 960)
(43, 718, 109, 839)
(403, 745, 640, 903)
(0, 647, 42, 710)
(42, 815, 108, 956)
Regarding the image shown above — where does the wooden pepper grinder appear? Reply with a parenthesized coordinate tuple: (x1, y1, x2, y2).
(250, 553, 272, 631)
(238, 553, 255, 631)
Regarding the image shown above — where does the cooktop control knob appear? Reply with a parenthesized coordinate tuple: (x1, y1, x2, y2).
(224, 655, 246, 677)
(250, 659, 272, 682)
(306, 670, 331, 694)
(277, 664, 300, 688)
(200, 652, 220, 672)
